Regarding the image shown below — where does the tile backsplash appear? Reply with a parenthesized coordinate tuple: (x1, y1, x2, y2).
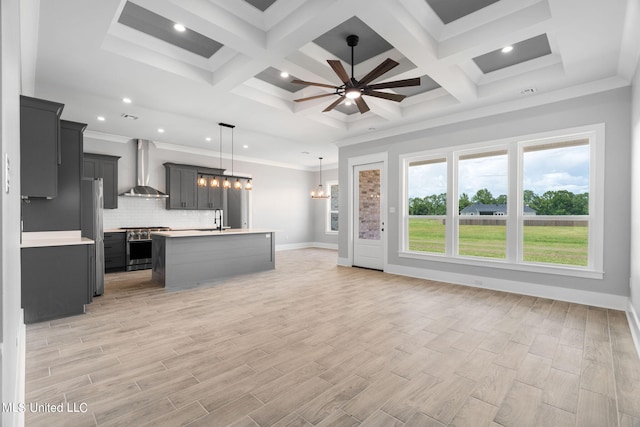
(103, 197, 216, 229)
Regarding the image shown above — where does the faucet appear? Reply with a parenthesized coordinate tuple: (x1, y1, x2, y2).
(213, 209, 224, 232)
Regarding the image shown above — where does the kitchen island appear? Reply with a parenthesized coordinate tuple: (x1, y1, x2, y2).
(151, 229, 275, 290)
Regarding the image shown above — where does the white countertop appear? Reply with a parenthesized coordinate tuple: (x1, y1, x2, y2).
(152, 228, 275, 238)
(21, 231, 95, 248)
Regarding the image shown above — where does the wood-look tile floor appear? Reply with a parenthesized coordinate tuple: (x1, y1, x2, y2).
(25, 249, 640, 426)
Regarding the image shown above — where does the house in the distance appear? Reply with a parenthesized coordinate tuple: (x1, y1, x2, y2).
(460, 203, 537, 216)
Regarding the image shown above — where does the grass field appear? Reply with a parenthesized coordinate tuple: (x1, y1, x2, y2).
(408, 218, 588, 266)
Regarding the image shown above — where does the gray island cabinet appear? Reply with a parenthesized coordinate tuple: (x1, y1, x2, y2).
(151, 229, 275, 289)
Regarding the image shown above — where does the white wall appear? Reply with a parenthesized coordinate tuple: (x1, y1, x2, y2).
(630, 65, 640, 344)
(1, 0, 26, 425)
(84, 137, 316, 246)
(339, 87, 632, 306)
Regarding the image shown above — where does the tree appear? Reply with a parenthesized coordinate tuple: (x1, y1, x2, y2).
(458, 193, 472, 213)
(495, 194, 507, 205)
(472, 188, 495, 204)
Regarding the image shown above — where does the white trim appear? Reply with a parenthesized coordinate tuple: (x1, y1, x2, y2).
(275, 242, 338, 251)
(84, 130, 131, 144)
(337, 257, 352, 267)
(275, 242, 313, 251)
(312, 242, 338, 250)
(627, 302, 640, 359)
(2, 319, 26, 427)
(385, 263, 627, 310)
(326, 180, 339, 234)
(398, 251, 604, 280)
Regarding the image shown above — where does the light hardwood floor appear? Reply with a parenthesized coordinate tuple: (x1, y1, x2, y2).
(25, 248, 640, 426)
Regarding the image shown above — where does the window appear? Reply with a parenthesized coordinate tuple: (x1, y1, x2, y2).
(402, 125, 603, 277)
(327, 181, 339, 233)
(457, 150, 508, 259)
(407, 157, 447, 253)
(521, 139, 590, 266)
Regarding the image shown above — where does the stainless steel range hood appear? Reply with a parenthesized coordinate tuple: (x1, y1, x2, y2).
(120, 139, 169, 198)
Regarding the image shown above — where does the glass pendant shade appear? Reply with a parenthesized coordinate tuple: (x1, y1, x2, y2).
(311, 157, 330, 199)
(210, 176, 219, 187)
(197, 175, 207, 187)
(223, 178, 231, 189)
(234, 178, 242, 190)
(245, 179, 252, 190)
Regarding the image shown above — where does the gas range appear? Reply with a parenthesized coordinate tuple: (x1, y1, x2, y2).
(121, 227, 171, 241)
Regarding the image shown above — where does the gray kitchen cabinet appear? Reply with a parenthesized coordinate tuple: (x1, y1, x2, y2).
(197, 174, 222, 209)
(20, 95, 64, 198)
(83, 153, 120, 209)
(21, 244, 92, 324)
(165, 164, 198, 209)
(22, 120, 87, 231)
(104, 232, 126, 272)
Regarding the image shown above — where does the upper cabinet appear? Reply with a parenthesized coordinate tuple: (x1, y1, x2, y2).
(22, 120, 87, 232)
(83, 153, 120, 209)
(165, 164, 198, 210)
(20, 95, 64, 198)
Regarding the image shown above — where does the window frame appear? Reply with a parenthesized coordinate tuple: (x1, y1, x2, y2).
(399, 124, 604, 279)
(326, 180, 339, 235)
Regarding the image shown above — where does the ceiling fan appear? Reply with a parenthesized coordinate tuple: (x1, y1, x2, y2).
(292, 34, 421, 114)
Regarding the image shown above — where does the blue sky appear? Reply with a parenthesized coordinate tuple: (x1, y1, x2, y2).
(408, 145, 589, 199)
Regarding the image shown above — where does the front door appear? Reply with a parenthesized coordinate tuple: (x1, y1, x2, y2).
(353, 162, 384, 270)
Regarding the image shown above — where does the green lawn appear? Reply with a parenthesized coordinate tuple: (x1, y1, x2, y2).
(408, 218, 588, 266)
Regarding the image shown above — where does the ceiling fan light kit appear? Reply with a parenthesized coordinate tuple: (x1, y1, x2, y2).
(293, 34, 421, 113)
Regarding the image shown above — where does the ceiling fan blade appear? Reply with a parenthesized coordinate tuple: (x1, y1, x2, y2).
(323, 95, 346, 112)
(355, 96, 370, 114)
(327, 60, 351, 85)
(357, 58, 400, 86)
(364, 91, 406, 102)
(366, 77, 421, 90)
(293, 93, 337, 102)
(291, 79, 338, 89)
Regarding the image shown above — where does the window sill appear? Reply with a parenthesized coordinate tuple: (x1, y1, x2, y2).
(325, 231, 338, 236)
(398, 251, 604, 280)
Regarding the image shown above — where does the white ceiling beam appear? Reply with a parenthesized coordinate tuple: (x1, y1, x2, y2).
(358, 0, 478, 103)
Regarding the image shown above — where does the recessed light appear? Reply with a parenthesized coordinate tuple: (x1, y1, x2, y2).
(205, 137, 211, 141)
(157, 128, 165, 133)
(501, 45, 513, 53)
(280, 71, 289, 78)
(122, 97, 132, 104)
(97, 116, 105, 121)
(174, 23, 186, 32)
(243, 145, 248, 149)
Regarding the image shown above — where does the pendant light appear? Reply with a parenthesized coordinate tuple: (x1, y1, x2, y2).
(219, 123, 235, 189)
(197, 174, 207, 187)
(245, 179, 252, 190)
(311, 157, 330, 199)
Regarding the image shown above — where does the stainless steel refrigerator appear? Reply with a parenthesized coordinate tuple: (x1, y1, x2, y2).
(81, 178, 105, 296)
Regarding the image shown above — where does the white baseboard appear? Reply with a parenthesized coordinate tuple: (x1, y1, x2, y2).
(312, 242, 338, 250)
(627, 302, 640, 359)
(275, 242, 339, 251)
(385, 263, 628, 310)
(275, 242, 313, 251)
(337, 257, 351, 267)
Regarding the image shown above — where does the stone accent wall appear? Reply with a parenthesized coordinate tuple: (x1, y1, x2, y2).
(358, 170, 381, 240)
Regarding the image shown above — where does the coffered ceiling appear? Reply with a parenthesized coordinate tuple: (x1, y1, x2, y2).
(26, 0, 638, 169)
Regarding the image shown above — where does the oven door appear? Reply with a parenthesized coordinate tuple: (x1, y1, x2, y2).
(126, 239, 152, 270)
